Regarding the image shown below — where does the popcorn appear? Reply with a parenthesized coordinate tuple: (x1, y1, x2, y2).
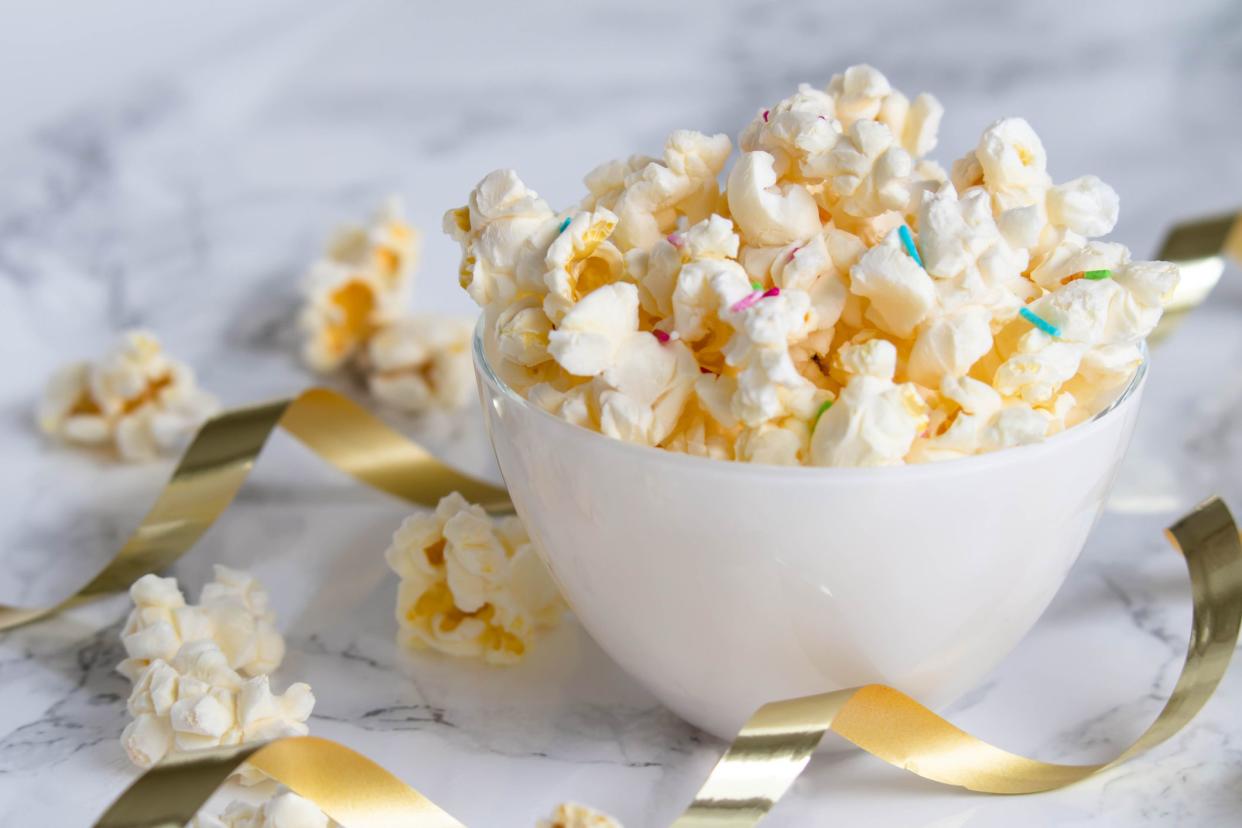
(726, 151, 822, 246)
(301, 197, 419, 373)
(537, 803, 623, 828)
(118, 567, 286, 683)
(449, 65, 1175, 467)
(190, 790, 335, 828)
(385, 493, 564, 665)
(810, 340, 928, 466)
(38, 330, 218, 462)
(121, 640, 313, 768)
(365, 316, 475, 413)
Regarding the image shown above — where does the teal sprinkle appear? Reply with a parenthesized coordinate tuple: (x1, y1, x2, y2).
(1019, 306, 1061, 338)
(898, 224, 924, 268)
(556, 217, 572, 234)
(812, 399, 834, 431)
(1083, 269, 1112, 280)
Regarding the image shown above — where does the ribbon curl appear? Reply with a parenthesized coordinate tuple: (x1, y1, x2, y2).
(0, 388, 510, 631)
(91, 498, 1241, 827)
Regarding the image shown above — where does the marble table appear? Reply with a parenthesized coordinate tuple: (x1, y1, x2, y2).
(2, 1, 1241, 824)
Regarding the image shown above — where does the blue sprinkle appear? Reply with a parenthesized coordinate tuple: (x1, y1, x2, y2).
(556, 217, 572, 235)
(1019, 306, 1061, 338)
(898, 224, 924, 268)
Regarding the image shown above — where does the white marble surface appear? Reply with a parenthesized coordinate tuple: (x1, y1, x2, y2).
(2, 1, 1241, 825)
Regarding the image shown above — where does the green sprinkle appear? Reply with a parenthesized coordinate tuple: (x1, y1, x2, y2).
(812, 399, 834, 431)
(750, 281, 763, 291)
(1019, 306, 1061, 338)
(1083, 269, 1112, 280)
(556, 217, 572, 234)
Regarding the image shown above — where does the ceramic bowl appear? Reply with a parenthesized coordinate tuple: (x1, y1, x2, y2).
(473, 321, 1146, 741)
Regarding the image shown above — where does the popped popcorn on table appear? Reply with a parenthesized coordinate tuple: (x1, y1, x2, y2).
(189, 789, 336, 828)
(536, 802, 623, 828)
(118, 567, 286, 683)
(37, 330, 218, 462)
(447, 64, 1178, 467)
(385, 492, 564, 665)
(299, 196, 475, 414)
(121, 639, 314, 769)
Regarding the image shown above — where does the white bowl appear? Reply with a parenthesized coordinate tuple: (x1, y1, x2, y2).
(473, 323, 1146, 741)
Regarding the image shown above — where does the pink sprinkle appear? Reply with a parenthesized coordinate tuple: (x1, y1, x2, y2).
(652, 329, 670, 344)
(729, 286, 781, 314)
(787, 246, 802, 262)
(818, 115, 827, 121)
(667, 232, 685, 249)
(700, 367, 715, 375)
(762, 109, 770, 123)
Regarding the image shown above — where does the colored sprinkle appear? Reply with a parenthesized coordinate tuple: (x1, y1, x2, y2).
(762, 109, 770, 122)
(751, 280, 763, 291)
(1083, 269, 1112, 280)
(667, 232, 685, 248)
(729, 286, 781, 314)
(787, 245, 802, 262)
(699, 366, 715, 375)
(652, 329, 671, 344)
(898, 224, 924, 268)
(812, 399, 834, 431)
(557, 217, 572, 234)
(1019, 306, 1061, 338)
(817, 115, 827, 120)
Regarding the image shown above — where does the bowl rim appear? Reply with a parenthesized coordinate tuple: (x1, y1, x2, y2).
(472, 315, 1149, 479)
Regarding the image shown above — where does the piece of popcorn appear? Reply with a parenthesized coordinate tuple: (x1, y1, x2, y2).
(537, 802, 624, 828)
(447, 170, 558, 310)
(38, 330, 219, 462)
(908, 306, 993, 388)
(878, 90, 945, 158)
(364, 315, 475, 414)
(190, 789, 336, 828)
(121, 640, 314, 769)
(119, 567, 286, 683)
(822, 119, 914, 219)
(973, 117, 1052, 212)
(542, 208, 625, 323)
(385, 493, 564, 666)
(735, 415, 813, 465)
(825, 64, 891, 129)
(586, 130, 732, 252)
(739, 85, 840, 182)
(726, 151, 822, 246)
(1046, 175, 1119, 238)
(810, 340, 928, 466)
(547, 283, 641, 377)
(849, 229, 936, 338)
(300, 198, 418, 373)
(596, 336, 699, 446)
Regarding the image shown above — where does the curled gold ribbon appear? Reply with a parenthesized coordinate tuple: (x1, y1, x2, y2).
(1151, 210, 1241, 341)
(0, 388, 510, 631)
(91, 498, 1241, 827)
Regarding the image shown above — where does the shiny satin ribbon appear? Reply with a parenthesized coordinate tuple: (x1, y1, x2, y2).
(92, 498, 1241, 827)
(1151, 210, 1241, 341)
(0, 388, 510, 631)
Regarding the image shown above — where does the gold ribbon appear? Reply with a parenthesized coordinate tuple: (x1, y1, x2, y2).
(90, 498, 1241, 827)
(0, 388, 509, 631)
(1151, 210, 1241, 341)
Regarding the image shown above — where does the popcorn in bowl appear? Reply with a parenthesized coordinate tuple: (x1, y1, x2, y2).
(37, 330, 218, 462)
(448, 64, 1177, 467)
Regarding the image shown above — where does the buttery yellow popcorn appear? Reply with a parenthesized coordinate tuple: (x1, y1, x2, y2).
(38, 330, 218, 462)
(300, 197, 419, 373)
(537, 803, 623, 828)
(448, 64, 1176, 467)
(385, 493, 564, 665)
